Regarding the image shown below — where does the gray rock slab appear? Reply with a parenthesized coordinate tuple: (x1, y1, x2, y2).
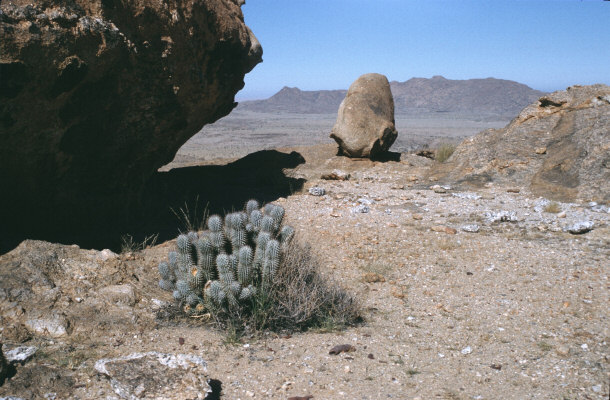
(95, 352, 211, 399)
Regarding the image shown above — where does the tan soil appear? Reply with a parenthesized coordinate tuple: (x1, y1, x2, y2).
(1, 146, 608, 400)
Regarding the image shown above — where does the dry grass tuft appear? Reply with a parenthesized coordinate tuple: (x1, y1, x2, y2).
(435, 143, 457, 163)
(543, 201, 561, 213)
(210, 240, 361, 334)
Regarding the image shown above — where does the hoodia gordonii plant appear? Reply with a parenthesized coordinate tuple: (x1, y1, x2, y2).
(158, 200, 295, 313)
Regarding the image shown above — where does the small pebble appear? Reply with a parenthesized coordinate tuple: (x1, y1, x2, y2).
(461, 346, 472, 355)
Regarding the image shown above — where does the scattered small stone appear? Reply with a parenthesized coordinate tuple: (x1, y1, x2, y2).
(416, 150, 435, 159)
(407, 175, 418, 182)
(591, 385, 602, 393)
(490, 364, 502, 370)
(589, 203, 610, 213)
(329, 344, 356, 355)
(321, 169, 350, 181)
(178, 337, 185, 345)
(351, 205, 370, 213)
(362, 272, 385, 283)
(461, 224, 480, 233)
(390, 287, 406, 299)
(357, 198, 373, 205)
(485, 211, 517, 223)
(506, 188, 521, 193)
(461, 346, 472, 355)
(431, 226, 456, 234)
(535, 147, 547, 154)
(555, 345, 570, 357)
(565, 221, 594, 234)
(367, 353, 375, 359)
(308, 186, 325, 196)
(452, 192, 482, 200)
(430, 185, 446, 193)
(287, 396, 313, 400)
(557, 211, 566, 218)
(412, 214, 423, 220)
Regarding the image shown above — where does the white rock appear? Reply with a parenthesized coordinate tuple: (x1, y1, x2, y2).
(461, 224, 480, 233)
(308, 186, 325, 196)
(452, 192, 481, 200)
(461, 346, 472, 355)
(351, 205, 370, 214)
(98, 249, 118, 261)
(565, 221, 594, 234)
(25, 314, 70, 338)
(485, 211, 517, 223)
(3, 345, 37, 364)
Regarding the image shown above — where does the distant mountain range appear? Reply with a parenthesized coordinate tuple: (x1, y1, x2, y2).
(238, 76, 545, 117)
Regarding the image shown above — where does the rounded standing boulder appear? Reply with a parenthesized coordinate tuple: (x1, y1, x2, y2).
(330, 73, 398, 158)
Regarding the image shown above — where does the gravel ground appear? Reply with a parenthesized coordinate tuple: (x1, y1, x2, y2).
(1, 155, 608, 400)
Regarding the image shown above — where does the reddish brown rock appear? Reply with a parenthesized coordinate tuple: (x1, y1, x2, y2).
(0, 0, 261, 250)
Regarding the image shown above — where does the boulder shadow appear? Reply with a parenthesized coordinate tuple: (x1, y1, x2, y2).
(134, 149, 307, 245)
(0, 150, 306, 254)
(334, 146, 402, 162)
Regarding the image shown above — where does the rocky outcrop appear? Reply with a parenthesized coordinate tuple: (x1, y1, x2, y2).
(430, 85, 610, 203)
(330, 73, 398, 158)
(0, 0, 261, 250)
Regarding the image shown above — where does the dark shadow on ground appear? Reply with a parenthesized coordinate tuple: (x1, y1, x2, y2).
(0, 150, 306, 254)
(371, 151, 402, 162)
(334, 146, 403, 162)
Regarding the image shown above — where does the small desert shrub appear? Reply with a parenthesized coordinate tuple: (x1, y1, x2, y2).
(435, 143, 456, 163)
(158, 200, 360, 335)
(543, 201, 561, 213)
(231, 240, 360, 333)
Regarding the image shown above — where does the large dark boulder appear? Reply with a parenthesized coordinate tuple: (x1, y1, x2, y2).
(0, 0, 261, 250)
(330, 73, 398, 158)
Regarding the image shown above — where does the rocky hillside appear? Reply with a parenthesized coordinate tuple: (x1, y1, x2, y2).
(239, 86, 347, 113)
(430, 84, 610, 203)
(238, 76, 544, 117)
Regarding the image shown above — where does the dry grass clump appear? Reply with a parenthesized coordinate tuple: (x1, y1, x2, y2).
(543, 201, 561, 213)
(435, 143, 457, 163)
(211, 240, 361, 334)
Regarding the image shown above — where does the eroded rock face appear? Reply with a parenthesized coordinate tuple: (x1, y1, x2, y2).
(0, 0, 261, 249)
(431, 85, 610, 203)
(330, 73, 398, 158)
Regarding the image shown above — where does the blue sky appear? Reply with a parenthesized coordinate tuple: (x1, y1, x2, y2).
(237, 0, 610, 100)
